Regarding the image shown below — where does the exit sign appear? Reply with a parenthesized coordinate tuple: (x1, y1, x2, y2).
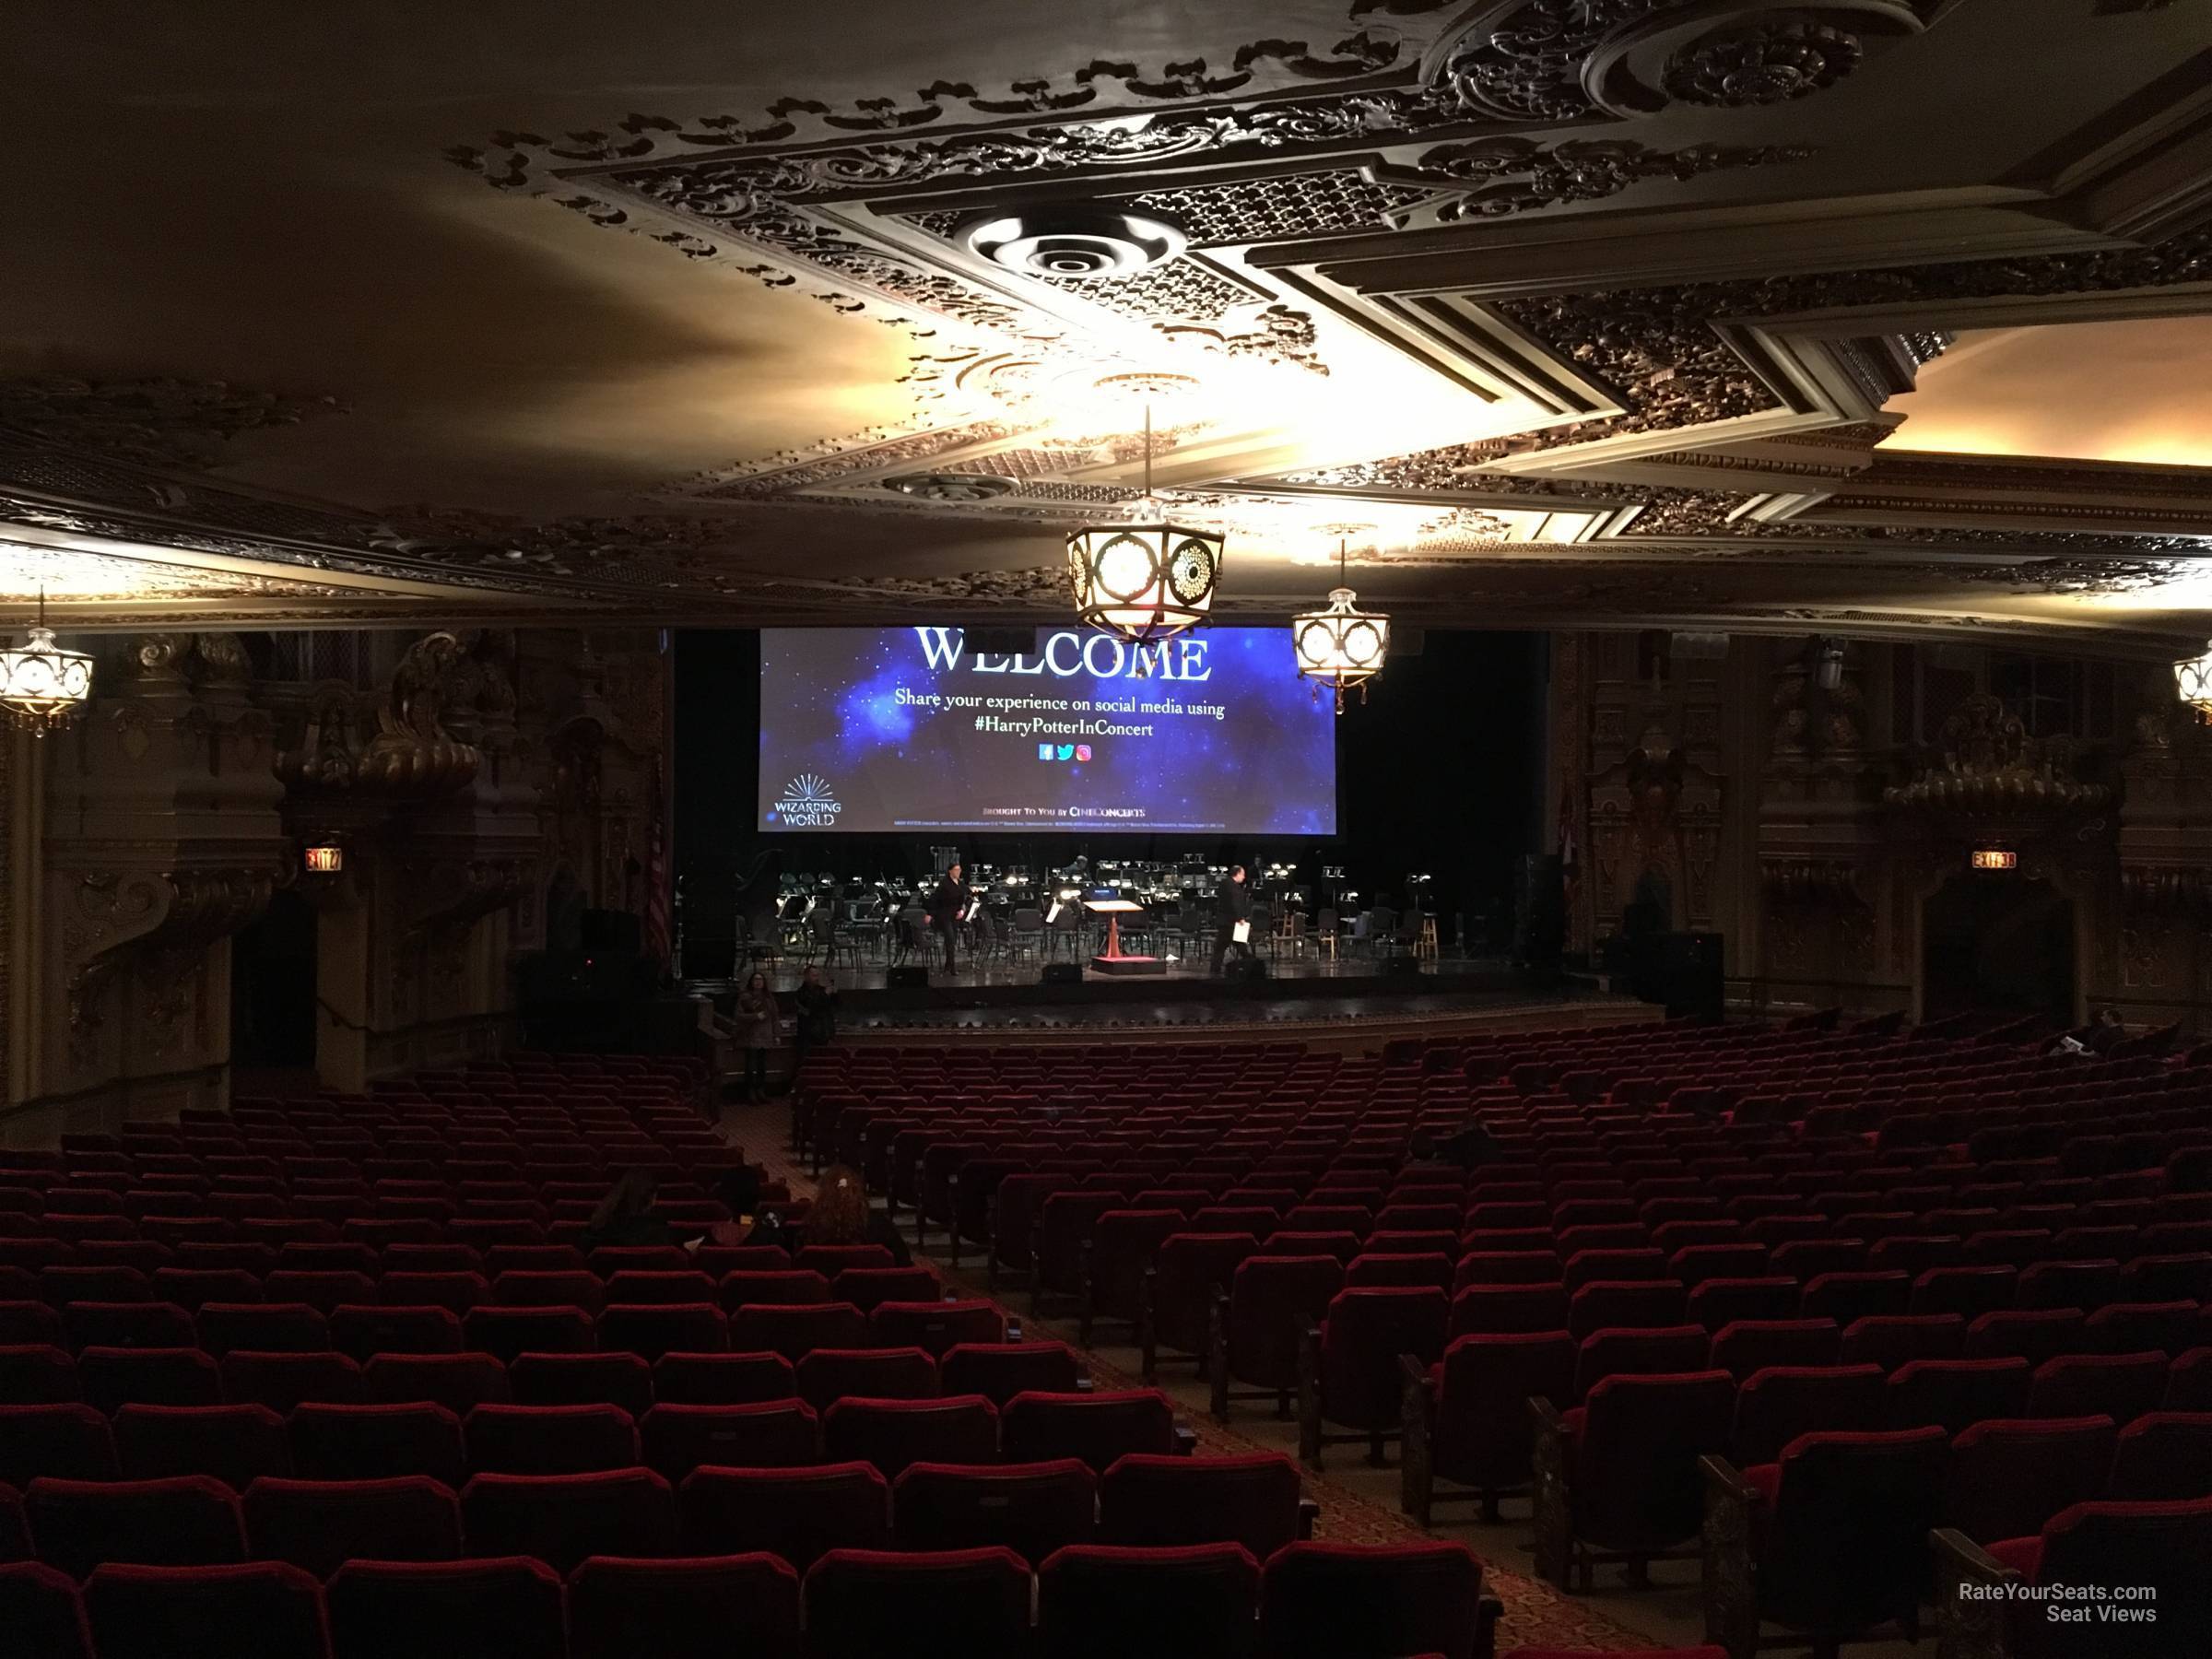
(1971, 849, 2018, 871)
(304, 844, 345, 874)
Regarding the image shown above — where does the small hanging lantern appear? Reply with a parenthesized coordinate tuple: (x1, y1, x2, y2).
(2176, 639, 2212, 718)
(0, 579, 93, 735)
(1292, 537, 1390, 713)
(1067, 405, 1222, 644)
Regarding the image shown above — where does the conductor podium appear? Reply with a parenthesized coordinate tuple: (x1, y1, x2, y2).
(1084, 892, 1166, 977)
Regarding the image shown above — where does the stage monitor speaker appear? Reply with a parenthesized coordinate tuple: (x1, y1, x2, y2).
(1513, 853, 1565, 987)
(888, 965, 930, 989)
(580, 908, 641, 953)
(1230, 957, 1270, 983)
(1041, 962, 1082, 986)
(1383, 957, 1425, 979)
(1660, 931, 1725, 1022)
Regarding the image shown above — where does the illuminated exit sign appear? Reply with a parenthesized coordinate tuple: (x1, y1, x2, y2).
(1971, 849, 2018, 871)
(304, 844, 345, 874)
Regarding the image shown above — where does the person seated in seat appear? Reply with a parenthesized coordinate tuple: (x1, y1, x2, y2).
(582, 1168, 672, 1253)
(744, 1164, 912, 1267)
(1408, 1118, 1500, 1173)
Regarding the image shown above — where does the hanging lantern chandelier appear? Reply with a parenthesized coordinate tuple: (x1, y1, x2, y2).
(1066, 406, 1222, 644)
(1293, 537, 1390, 713)
(0, 575, 93, 736)
(2175, 639, 2212, 718)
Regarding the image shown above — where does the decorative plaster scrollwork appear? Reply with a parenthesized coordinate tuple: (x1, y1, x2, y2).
(67, 867, 275, 1052)
(357, 633, 481, 797)
(1884, 695, 2113, 819)
(1664, 21, 1863, 106)
(1399, 135, 1812, 220)
(0, 376, 343, 471)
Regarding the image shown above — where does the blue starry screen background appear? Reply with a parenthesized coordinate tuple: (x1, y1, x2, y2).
(758, 627, 1336, 834)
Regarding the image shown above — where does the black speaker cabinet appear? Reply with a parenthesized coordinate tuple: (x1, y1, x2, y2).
(1513, 853, 1566, 985)
(1382, 957, 1426, 979)
(1231, 957, 1271, 983)
(1661, 931, 1725, 1022)
(579, 908, 642, 953)
(1041, 962, 1082, 986)
(888, 965, 930, 989)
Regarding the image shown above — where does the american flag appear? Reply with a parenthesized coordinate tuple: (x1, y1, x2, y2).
(643, 767, 672, 971)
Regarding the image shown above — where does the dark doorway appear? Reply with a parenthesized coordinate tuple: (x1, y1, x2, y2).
(1922, 873, 2075, 1024)
(230, 888, 318, 1070)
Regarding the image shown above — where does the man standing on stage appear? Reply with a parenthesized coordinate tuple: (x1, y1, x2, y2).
(1212, 864, 1254, 975)
(929, 861, 966, 972)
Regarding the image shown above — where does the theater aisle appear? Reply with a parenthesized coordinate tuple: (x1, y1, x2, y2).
(729, 1097, 1702, 1656)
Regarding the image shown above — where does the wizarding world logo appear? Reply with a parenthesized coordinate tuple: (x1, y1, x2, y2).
(771, 773, 842, 829)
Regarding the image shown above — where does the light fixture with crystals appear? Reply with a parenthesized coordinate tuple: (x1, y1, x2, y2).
(1066, 406, 1222, 644)
(1292, 536, 1390, 713)
(2175, 639, 2212, 717)
(0, 573, 93, 735)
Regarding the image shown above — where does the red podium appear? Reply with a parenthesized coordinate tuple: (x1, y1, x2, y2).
(1085, 897, 1166, 977)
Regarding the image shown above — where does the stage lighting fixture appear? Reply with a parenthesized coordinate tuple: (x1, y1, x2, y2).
(1293, 538, 1389, 712)
(1067, 405, 1221, 644)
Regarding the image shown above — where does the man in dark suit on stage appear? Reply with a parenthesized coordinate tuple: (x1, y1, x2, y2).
(929, 861, 967, 972)
(1211, 864, 1254, 976)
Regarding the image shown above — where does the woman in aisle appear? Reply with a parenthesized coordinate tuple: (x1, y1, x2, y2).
(735, 971, 780, 1102)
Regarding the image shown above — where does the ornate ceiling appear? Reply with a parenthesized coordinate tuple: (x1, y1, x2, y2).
(5, 0, 2212, 651)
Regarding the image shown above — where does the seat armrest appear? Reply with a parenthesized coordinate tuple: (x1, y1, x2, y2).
(1700, 1454, 1760, 1659)
(1528, 1394, 1573, 1591)
(1171, 1422, 1198, 1456)
(1400, 1351, 1438, 1525)
(1004, 1316, 1022, 1343)
(1137, 1265, 1159, 1382)
(1296, 1497, 1320, 1540)
(1206, 1292, 1231, 1423)
(1473, 1593, 1504, 1659)
(1933, 1526, 2020, 1659)
(1295, 1323, 1324, 1468)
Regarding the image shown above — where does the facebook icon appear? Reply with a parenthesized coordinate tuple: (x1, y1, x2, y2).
(1037, 743, 1054, 759)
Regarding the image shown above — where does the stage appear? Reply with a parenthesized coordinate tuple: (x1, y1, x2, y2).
(682, 953, 1652, 1041)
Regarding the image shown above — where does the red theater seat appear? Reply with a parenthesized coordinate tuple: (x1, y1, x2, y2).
(566, 1553, 802, 1659)
(677, 1462, 890, 1570)
(802, 1547, 1032, 1659)
(1098, 1452, 1307, 1559)
(0, 1562, 91, 1659)
(1701, 1429, 1947, 1657)
(642, 1401, 822, 1479)
(462, 1402, 638, 1476)
(824, 1394, 999, 1479)
(288, 1402, 465, 1486)
(112, 1404, 289, 1488)
(1257, 1540, 1488, 1659)
(324, 1557, 565, 1659)
(80, 1562, 329, 1659)
(460, 1467, 677, 1573)
(1944, 1417, 2118, 1546)
(26, 1476, 245, 1578)
(892, 1459, 1097, 1564)
(1039, 1542, 1261, 1659)
(241, 1476, 464, 1577)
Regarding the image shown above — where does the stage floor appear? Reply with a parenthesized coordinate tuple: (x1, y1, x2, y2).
(687, 950, 1504, 994)
(682, 954, 1648, 1039)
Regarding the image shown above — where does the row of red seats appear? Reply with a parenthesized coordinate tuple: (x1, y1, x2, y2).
(0, 1389, 1194, 1495)
(1, 1440, 1301, 1577)
(1408, 1327, 2212, 1520)
(0, 1536, 1493, 1659)
(1, 1332, 1080, 1438)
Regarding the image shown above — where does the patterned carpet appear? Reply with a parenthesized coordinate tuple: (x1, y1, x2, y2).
(733, 1100, 1663, 1653)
